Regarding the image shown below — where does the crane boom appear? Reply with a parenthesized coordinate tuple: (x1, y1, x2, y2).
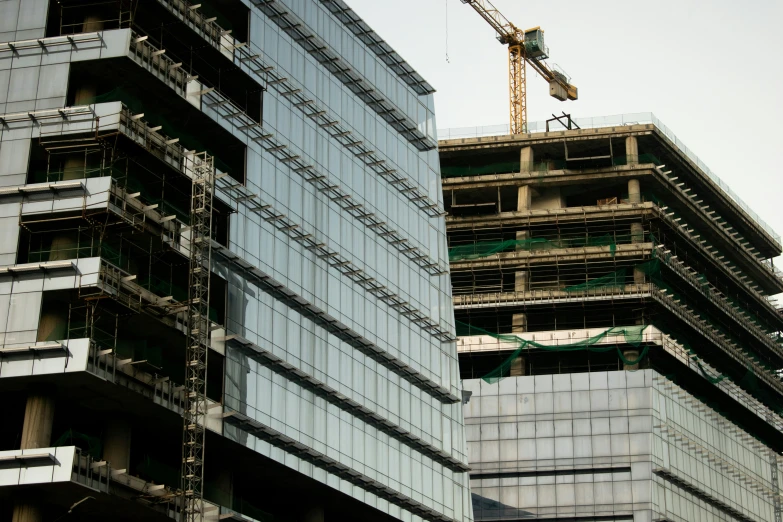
(460, 0, 577, 134)
(461, 0, 523, 43)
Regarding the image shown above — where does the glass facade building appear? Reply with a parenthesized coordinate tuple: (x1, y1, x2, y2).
(0, 1, 472, 521)
(465, 369, 780, 521)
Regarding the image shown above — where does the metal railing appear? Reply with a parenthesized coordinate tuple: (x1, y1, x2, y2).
(453, 283, 653, 308)
(153, 0, 227, 52)
(654, 246, 783, 360)
(653, 203, 783, 316)
(86, 341, 187, 414)
(659, 334, 783, 435)
(651, 286, 783, 396)
(72, 447, 182, 519)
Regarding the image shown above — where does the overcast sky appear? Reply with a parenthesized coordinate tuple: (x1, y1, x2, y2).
(347, 0, 783, 271)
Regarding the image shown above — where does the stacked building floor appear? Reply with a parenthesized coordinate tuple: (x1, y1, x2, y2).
(442, 117, 783, 521)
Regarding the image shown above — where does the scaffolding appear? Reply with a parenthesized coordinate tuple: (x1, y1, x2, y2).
(180, 150, 214, 522)
(29, 101, 218, 518)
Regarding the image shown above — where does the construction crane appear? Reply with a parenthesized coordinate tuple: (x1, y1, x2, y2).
(460, 0, 577, 134)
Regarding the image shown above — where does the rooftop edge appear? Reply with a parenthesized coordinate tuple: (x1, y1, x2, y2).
(437, 112, 781, 247)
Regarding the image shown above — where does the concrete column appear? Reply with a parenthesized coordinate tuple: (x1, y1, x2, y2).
(83, 16, 104, 32)
(509, 355, 526, 376)
(15, 396, 52, 522)
(625, 136, 639, 165)
(303, 506, 324, 522)
(514, 270, 530, 292)
(633, 266, 646, 285)
(520, 146, 534, 172)
(48, 233, 79, 259)
(514, 230, 531, 295)
(630, 222, 644, 244)
(12, 503, 43, 522)
(517, 185, 532, 211)
(628, 178, 641, 204)
(73, 86, 97, 106)
(103, 417, 132, 470)
(213, 468, 233, 509)
(62, 155, 87, 181)
(511, 313, 527, 333)
(20, 394, 55, 450)
(622, 349, 640, 371)
(36, 311, 67, 342)
(73, 18, 99, 105)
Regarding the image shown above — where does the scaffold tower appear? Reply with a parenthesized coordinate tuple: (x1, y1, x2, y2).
(181, 150, 215, 522)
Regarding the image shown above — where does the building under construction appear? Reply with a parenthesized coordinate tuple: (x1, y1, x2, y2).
(440, 114, 783, 521)
(0, 1, 472, 521)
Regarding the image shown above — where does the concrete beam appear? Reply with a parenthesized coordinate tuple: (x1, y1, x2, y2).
(438, 126, 655, 152)
(446, 202, 656, 230)
(442, 165, 656, 191)
(453, 286, 652, 309)
(449, 243, 653, 271)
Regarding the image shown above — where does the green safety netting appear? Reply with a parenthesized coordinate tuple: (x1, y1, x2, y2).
(100, 242, 129, 270)
(125, 176, 192, 223)
(449, 234, 621, 262)
(140, 275, 189, 302)
(456, 320, 649, 384)
(739, 367, 783, 415)
(564, 267, 629, 293)
(114, 338, 164, 367)
(441, 161, 520, 178)
(564, 256, 662, 293)
(454, 225, 783, 416)
(571, 249, 783, 411)
(54, 429, 102, 459)
(682, 344, 725, 384)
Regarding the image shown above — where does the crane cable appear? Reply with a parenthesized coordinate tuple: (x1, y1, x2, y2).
(445, 0, 450, 63)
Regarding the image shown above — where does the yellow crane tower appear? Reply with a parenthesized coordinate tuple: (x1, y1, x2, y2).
(460, 0, 578, 134)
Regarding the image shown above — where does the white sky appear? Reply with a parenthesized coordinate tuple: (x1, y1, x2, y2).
(347, 0, 783, 270)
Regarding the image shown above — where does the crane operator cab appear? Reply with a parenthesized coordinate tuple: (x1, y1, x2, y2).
(523, 27, 548, 59)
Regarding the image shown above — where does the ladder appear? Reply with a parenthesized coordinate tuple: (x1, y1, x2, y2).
(771, 448, 782, 522)
(180, 151, 214, 522)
